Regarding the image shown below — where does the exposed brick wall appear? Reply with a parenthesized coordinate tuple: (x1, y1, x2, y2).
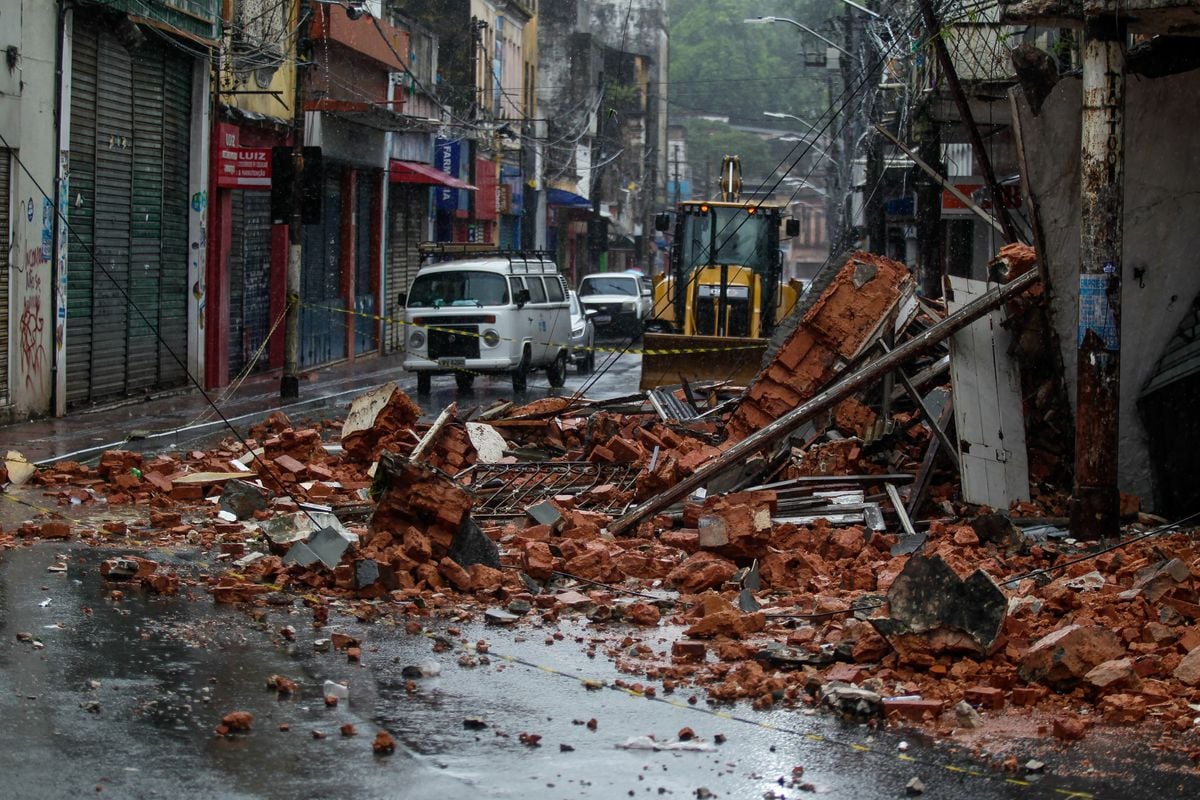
(725, 251, 914, 442)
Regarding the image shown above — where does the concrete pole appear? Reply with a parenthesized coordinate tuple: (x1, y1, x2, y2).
(281, 0, 309, 403)
(1071, 13, 1126, 540)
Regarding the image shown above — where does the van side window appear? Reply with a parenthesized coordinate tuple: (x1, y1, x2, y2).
(526, 276, 547, 304)
(544, 275, 565, 302)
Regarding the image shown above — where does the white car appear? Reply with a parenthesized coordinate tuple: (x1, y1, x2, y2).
(577, 272, 652, 336)
(567, 291, 596, 373)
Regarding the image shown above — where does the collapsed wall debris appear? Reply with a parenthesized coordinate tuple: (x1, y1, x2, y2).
(5, 245, 1199, 759)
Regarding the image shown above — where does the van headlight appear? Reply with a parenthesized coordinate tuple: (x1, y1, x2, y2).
(482, 329, 500, 347)
(409, 330, 425, 348)
(621, 302, 635, 312)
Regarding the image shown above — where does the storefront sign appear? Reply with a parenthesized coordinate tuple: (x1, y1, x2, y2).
(941, 177, 1021, 216)
(435, 136, 464, 212)
(216, 123, 272, 189)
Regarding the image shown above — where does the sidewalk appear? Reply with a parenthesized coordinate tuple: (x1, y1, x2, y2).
(1, 353, 411, 465)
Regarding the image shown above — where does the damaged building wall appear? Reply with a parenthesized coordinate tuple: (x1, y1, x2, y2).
(1016, 70, 1200, 509)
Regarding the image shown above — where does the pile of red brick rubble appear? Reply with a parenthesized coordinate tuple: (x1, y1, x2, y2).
(3, 247, 1198, 761)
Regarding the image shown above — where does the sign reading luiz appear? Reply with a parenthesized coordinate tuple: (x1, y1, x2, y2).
(216, 123, 272, 189)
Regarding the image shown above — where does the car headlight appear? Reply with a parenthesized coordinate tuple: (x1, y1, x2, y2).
(409, 330, 425, 349)
(571, 325, 584, 337)
(482, 329, 500, 347)
(621, 302, 635, 312)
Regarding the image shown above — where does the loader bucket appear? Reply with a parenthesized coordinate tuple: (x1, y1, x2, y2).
(638, 333, 767, 391)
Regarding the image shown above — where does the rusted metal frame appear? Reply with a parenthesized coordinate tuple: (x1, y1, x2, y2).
(1070, 11, 1126, 540)
(877, 340, 961, 472)
(906, 396, 956, 518)
(464, 462, 638, 516)
(918, 0, 1020, 244)
(609, 269, 1040, 535)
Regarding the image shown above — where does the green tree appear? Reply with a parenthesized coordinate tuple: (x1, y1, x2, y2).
(668, 0, 837, 125)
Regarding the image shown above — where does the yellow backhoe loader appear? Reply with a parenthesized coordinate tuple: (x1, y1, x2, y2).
(640, 156, 804, 390)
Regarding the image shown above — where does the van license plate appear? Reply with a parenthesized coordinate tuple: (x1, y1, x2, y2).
(438, 357, 466, 367)
(594, 315, 611, 325)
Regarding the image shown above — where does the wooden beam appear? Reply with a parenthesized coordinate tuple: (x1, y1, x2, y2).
(608, 269, 1040, 535)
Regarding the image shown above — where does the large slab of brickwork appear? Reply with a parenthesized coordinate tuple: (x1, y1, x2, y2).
(725, 252, 914, 442)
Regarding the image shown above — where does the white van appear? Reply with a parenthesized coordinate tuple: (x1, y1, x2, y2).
(402, 247, 572, 394)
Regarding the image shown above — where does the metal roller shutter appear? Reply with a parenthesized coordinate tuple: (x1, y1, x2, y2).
(0, 148, 9, 405)
(300, 171, 345, 368)
(158, 47, 191, 388)
(65, 24, 98, 407)
(385, 184, 422, 353)
(228, 189, 273, 376)
(65, 16, 193, 406)
(354, 174, 376, 356)
(89, 27, 134, 402)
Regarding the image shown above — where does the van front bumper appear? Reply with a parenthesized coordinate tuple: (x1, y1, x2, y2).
(404, 356, 519, 373)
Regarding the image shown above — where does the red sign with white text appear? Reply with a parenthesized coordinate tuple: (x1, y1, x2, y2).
(216, 123, 272, 189)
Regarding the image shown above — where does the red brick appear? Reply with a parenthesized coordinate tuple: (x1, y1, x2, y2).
(882, 698, 944, 722)
(671, 640, 707, 663)
(273, 454, 307, 475)
(1010, 686, 1042, 707)
(964, 686, 1005, 710)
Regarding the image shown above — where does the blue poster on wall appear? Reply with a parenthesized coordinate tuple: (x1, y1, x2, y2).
(435, 137, 463, 212)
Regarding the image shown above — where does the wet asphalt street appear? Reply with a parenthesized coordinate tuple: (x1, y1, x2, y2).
(3, 542, 1198, 800)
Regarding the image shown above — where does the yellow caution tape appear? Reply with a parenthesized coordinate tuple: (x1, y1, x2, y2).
(302, 303, 766, 357)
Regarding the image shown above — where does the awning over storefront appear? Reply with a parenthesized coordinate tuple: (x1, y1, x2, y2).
(547, 187, 592, 209)
(388, 159, 477, 191)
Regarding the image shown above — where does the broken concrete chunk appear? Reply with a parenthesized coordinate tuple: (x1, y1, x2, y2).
(448, 515, 501, 570)
(1019, 625, 1125, 689)
(465, 422, 508, 463)
(870, 555, 1006, 659)
(261, 511, 353, 545)
(819, 682, 882, 720)
(219, 479, 272, 520)
(485, 608, 520, 625)
(282, 541, 320, 568)
(525, 501, 565, 531)
(1175, 647, 1200, 686)
(954, 700, 983, 729)
(1064, 571, 1105, 592)
(308, 526, 354, 570)
(4, 450, 36, 486)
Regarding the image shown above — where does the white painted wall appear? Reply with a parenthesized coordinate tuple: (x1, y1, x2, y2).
(0, 0, 59, 417)
(1016, 72, 1200, 509)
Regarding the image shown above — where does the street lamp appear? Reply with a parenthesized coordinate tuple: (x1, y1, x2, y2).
(743, 16, 852, 58)
(764, 110, 820, 136)
(776, 135, 840, 168)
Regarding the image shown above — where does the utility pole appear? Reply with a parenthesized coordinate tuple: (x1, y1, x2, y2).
(863, 0, 885, 255)
(1071, 8, 1126, 540)
(836, 5, 856, 254)
(913, 103, 944, 297)
(281, 0, 311, 403)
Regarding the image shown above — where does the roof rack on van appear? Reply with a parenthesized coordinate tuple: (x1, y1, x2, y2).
(418, 242, 558, 274)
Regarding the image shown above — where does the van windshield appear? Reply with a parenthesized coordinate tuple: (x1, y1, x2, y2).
(580, 277, 637, 297)
(407, 271, 509, 308)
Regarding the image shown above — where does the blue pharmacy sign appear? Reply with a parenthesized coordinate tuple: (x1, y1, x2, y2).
(435, 137, 463, 212)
